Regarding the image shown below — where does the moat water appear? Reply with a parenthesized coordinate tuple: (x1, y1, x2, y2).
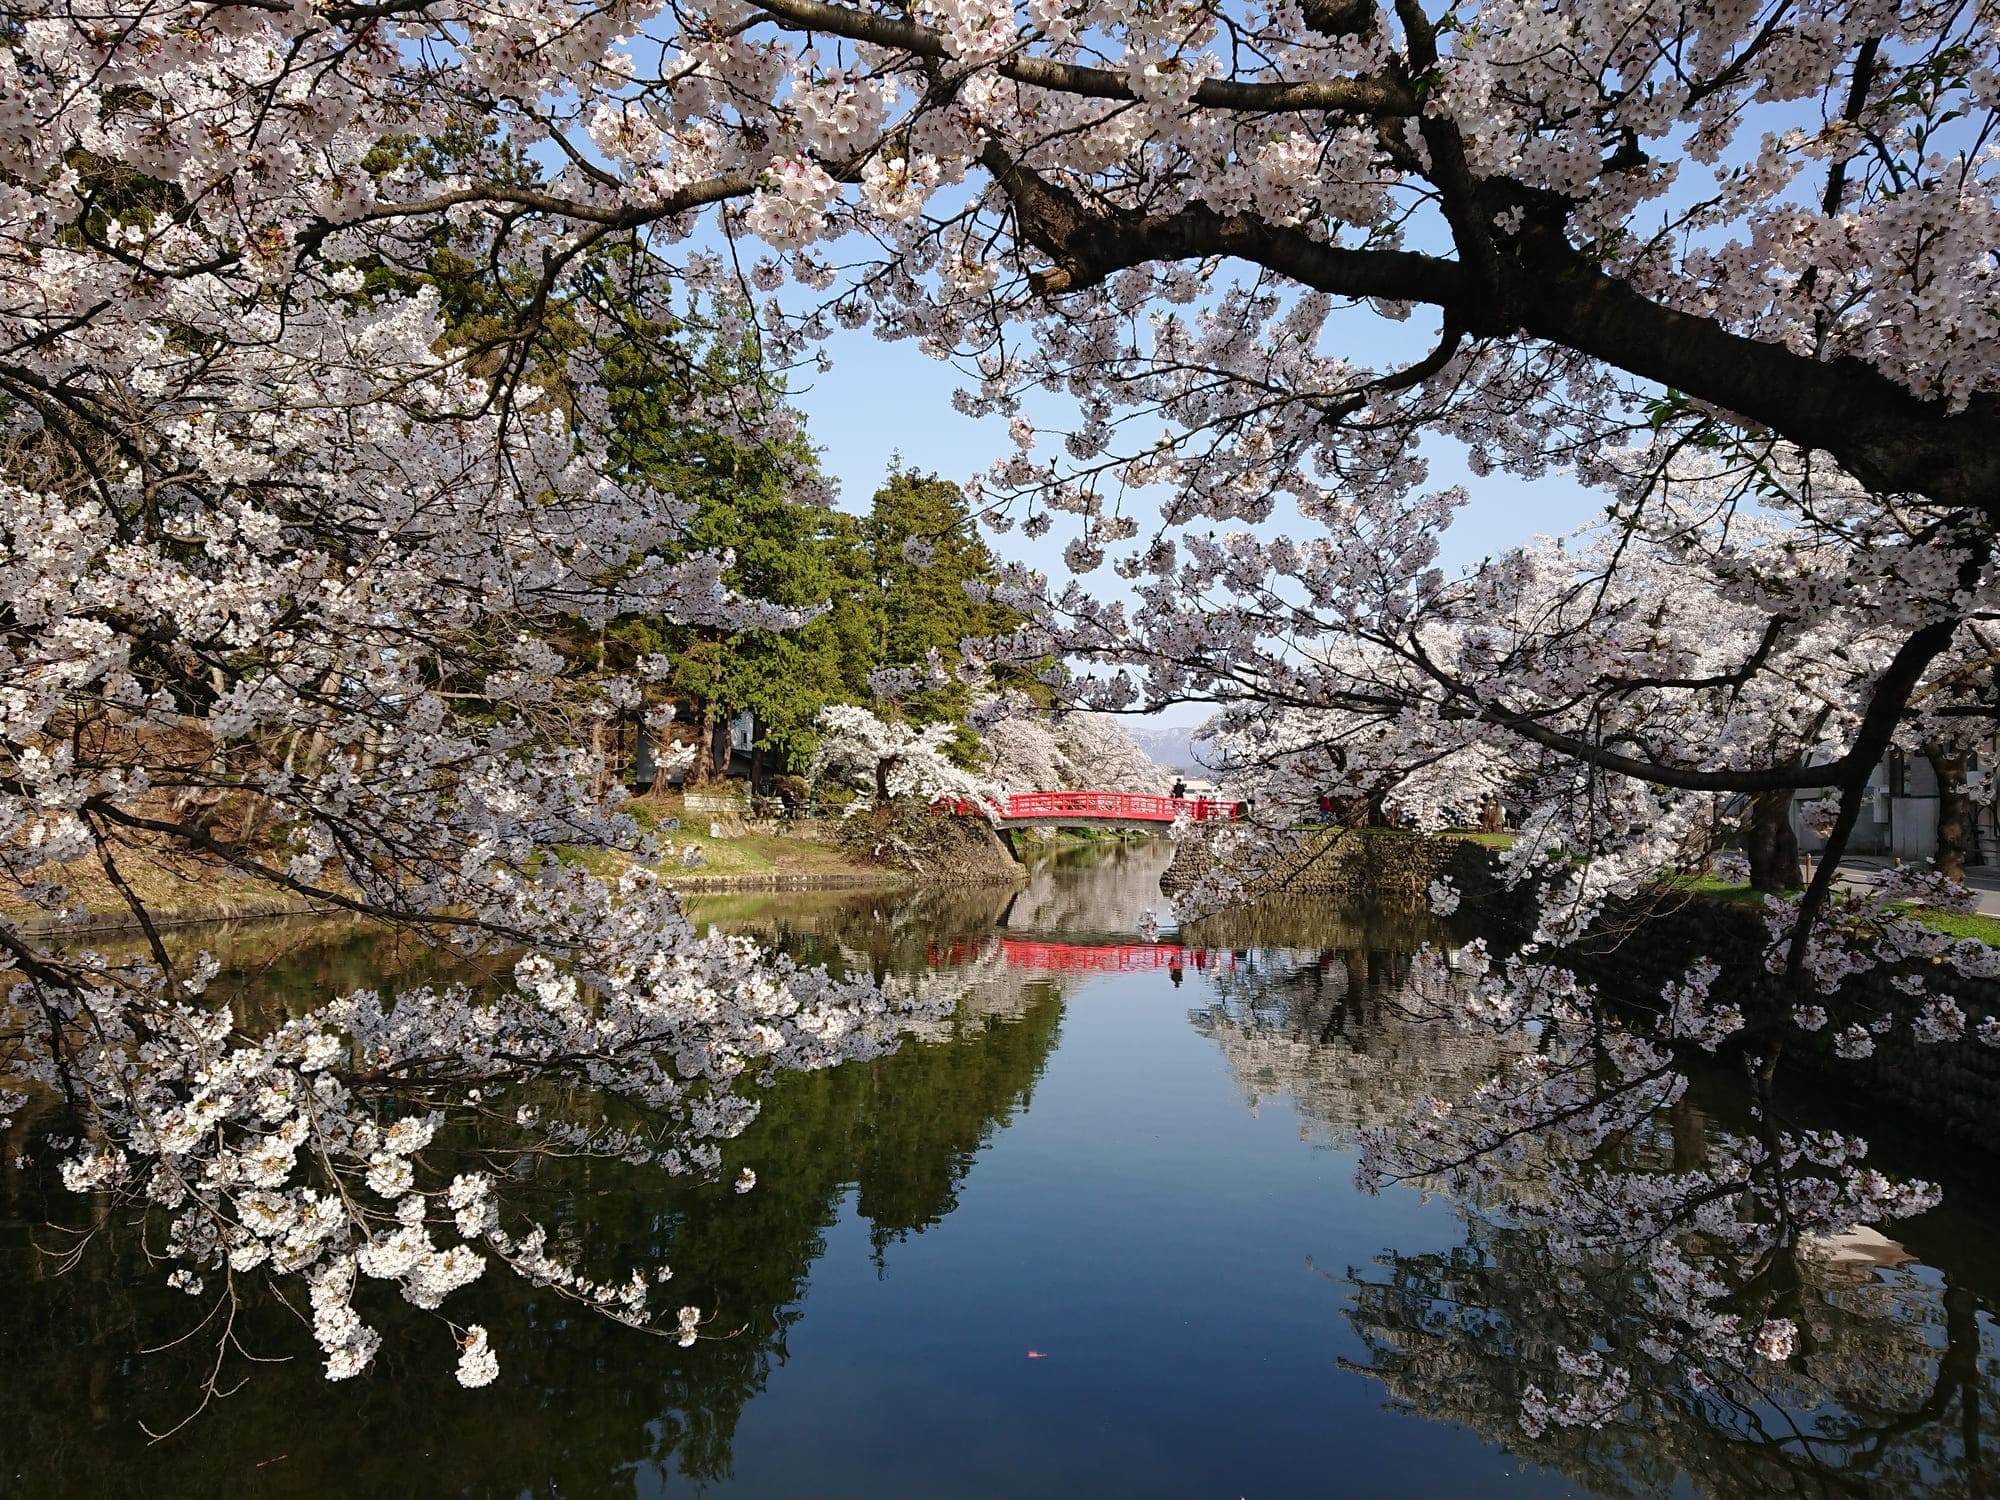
(2, 839, 1994, 1497)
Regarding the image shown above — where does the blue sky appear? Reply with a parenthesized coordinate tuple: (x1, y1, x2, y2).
(785, 322, 1609, 728)
(790, 326, 1606, 560)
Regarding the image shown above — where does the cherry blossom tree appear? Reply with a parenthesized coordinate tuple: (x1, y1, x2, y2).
(9, 0, 2000, 1415)
(9, 0, 1994, 936)
(976, 693, 1165, 792)
(0, 273, 967, 1398)
(977, 702, 1073, 793)
(1055, 711, 1169, 793)
(809, 703, 994, 803)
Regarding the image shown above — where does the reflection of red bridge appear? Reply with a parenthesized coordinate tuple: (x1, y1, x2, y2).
(929, 938, 1239, 974)
(934, 791, 1244, 828)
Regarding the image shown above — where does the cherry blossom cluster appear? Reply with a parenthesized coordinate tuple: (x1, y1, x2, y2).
(974, 693, 1166, 795)
(809, 703, 995, 804)
(16, 877, 948, 1387)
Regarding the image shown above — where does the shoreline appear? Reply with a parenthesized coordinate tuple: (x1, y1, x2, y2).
(4, 864, 1039, 938)
(3, 814, 1047, 939)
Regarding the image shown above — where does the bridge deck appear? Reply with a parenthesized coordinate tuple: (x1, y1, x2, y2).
(935, 791, 1242, 826)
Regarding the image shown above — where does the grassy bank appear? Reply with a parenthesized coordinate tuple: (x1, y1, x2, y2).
(0, 849, 336, 933)
(575, 804, 893, 882)
(1662, 873, 2000, 947)
(2, 808, 900, 936)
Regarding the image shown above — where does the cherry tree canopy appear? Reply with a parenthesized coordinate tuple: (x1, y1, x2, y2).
(7, 0, 2000, 1413)
(977, 695, 1165, 791)
(8, 0, 1997, 838)
(810, 702, 995, 799)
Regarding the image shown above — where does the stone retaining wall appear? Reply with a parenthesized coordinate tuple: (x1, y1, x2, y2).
(1161, 827, 1460, 903)
(1444, 842, 2000, 1156)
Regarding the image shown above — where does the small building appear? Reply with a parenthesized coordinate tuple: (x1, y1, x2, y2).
(1794, 745, 1995, 866)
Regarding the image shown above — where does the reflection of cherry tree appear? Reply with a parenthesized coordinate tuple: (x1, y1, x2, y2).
(1189, 934, 1972, 1461)
(1000, 837, 1180, 937)
(1346, 1210, 1996, 1500)
(1357, 947, 1947, 1419)
(685, 877, 1077, 1038)
(1190, 941, 1535, 1144)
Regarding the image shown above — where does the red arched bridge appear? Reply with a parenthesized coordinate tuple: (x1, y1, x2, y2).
(928, 938, 1240, 975)
(934, 791, 1244, 829)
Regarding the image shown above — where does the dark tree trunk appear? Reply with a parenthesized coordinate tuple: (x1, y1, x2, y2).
(1746, 787, 1801, 890)
(875, 753, 895, 804)
(687, 699, 715, 785)
(1670, 1098, 1707, 1174)
(714, 707, 732, 782)
(1925, 742, 1972, 881)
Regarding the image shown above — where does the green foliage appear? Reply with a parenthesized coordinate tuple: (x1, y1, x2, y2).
(602, 321, 850, 768)
(358, 132, 1028, 781)
(611, 458, 1030, 777)
(859, 463, 1027, 738)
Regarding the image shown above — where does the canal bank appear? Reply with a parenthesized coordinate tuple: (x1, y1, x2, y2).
(1, 798, 1032, 938)
(3, 837, 1992, 1499)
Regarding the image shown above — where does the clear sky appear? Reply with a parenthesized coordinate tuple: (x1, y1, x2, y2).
(786, 322, 1609, 729)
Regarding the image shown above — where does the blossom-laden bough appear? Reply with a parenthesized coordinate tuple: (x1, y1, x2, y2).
(0, 290, 953, 1403)
(0, 116, 941, 1405)
(6, 0, 2000, 1424)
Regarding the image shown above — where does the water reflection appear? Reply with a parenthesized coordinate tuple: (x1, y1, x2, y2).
(2, 841, 1995, 1497)
(1181, 923, 2000, 1500)
(1183, 913, 1532, 1143)
(0, 944, 1067, 1494)
(1347, 1218, 1993, 1500)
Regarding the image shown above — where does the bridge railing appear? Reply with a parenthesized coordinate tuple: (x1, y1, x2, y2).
(931, 792, 1242, 823)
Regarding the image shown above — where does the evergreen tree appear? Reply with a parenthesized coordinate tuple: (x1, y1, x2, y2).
(599, 326, 851, 785)
(817, 510, 888, 703)
(861, 465, 1022, 732)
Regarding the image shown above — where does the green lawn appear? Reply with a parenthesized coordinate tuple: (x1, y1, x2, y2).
(1660, 874, 2000, 946)
(1662, 874, 1777, 908)
(1904, 907, 2000, 946)
(556, 815, 886, 881)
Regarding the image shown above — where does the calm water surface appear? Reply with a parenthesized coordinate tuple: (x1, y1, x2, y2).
(3, 840, 1995, 1498)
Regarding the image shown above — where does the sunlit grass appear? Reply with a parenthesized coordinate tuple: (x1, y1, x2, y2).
(1662, 874, 2000, 946)
(1903, 907, 2000, 946)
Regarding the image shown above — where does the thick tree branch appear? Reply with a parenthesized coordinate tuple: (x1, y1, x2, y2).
(749, 0, 1417, 115)
(979, 164, 2000, 519)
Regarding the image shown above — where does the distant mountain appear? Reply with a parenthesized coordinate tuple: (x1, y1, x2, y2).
(1125, 723, 1218, 774)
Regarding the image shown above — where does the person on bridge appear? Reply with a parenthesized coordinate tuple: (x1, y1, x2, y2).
(1171, 778, 1186, 800)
